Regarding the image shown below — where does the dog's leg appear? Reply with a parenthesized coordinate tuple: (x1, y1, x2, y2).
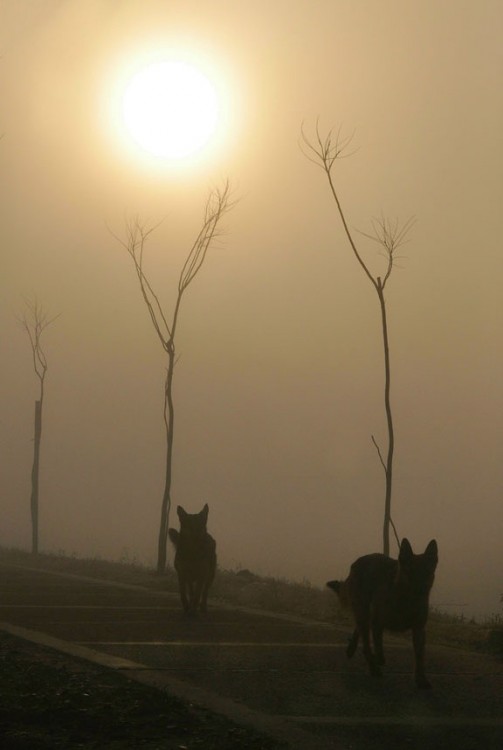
(412, 626, 431, 689)
(178, 574, 190, 614)
(192, 578, 204, 613)
(372, 622, 385, 666)
(354, 609, 381, 678)
(187, 581, 196, 615)
(362, 624, 381, 677)
(200, 554, 216, 613)
(348, 579, 381, 677)
(346, 628, 359, 658)
(200, 579, 210, 613)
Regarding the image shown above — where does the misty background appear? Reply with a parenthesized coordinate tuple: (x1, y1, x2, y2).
(1, 1, 502, 619)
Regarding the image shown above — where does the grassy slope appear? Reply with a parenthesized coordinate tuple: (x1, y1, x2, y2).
(0, 546, 500, 655)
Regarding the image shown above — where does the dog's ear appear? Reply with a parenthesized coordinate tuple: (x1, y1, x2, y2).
(177, 506, 187, 521)
(424, 539, 438, 567)
(200, 503, 209, 523)
(399, 538, 414, 563)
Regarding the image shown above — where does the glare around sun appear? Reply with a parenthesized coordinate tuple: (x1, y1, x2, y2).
(121, 61, 219, 160)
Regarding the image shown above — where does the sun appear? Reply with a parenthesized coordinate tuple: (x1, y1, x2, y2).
(121, 61, 219, 160)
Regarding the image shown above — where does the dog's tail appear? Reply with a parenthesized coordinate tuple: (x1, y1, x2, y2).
(326, 580, 341, 593)
(168, 528, 179, 547)
(326, 579, 350, 608)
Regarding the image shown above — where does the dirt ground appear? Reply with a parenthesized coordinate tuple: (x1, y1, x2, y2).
(0, 631, 286, 750)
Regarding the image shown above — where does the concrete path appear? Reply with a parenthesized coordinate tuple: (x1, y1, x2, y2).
(0, 562, 501, 749)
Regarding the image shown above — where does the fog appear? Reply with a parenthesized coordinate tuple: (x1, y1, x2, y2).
(1, 1, 502, 620)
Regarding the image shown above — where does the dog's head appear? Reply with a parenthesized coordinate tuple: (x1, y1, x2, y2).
(398, 538, 438, 593)
(177, 503, 209, 538)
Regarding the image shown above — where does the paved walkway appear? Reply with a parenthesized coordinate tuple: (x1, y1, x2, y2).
(0, 562, 501, 749)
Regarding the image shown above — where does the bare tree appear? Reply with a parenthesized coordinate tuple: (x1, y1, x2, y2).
(301, 124, 413, 556)
(112, 182, 234, 573)
(19, 298, 59, 555)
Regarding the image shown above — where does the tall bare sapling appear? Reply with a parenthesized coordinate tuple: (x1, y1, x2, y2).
(19, 298, 59, 555)
(112, 182, 233, 572)
(302, 125, 413, 555)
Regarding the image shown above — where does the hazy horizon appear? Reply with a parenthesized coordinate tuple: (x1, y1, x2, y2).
(1, 1, 502, 621)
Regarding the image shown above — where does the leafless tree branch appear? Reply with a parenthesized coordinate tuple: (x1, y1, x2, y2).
(357, 215, 416, 288)
(371, 437, 401, 551)
(179, 180, 234, 293)
(301, 123, 378, 290)
(18, 297, 60, 392)
(389, 516, 401, 551)
(299, 120, 357, 171)
(371, 434, 387, 473)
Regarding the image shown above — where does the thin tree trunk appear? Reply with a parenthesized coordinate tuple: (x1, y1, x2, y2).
(157, 348, 175, 573)
(31, 399, 42, 555)
(377, 279, 393, 556)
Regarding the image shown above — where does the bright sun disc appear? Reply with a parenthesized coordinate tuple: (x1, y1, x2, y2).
(122, 61, 219, 159)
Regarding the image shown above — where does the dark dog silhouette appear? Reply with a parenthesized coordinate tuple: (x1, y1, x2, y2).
(168, 504, 216, 615)
(327, 538, 438, 688)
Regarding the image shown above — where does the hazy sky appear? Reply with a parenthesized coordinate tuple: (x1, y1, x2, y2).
(1, 1, 502, 618)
